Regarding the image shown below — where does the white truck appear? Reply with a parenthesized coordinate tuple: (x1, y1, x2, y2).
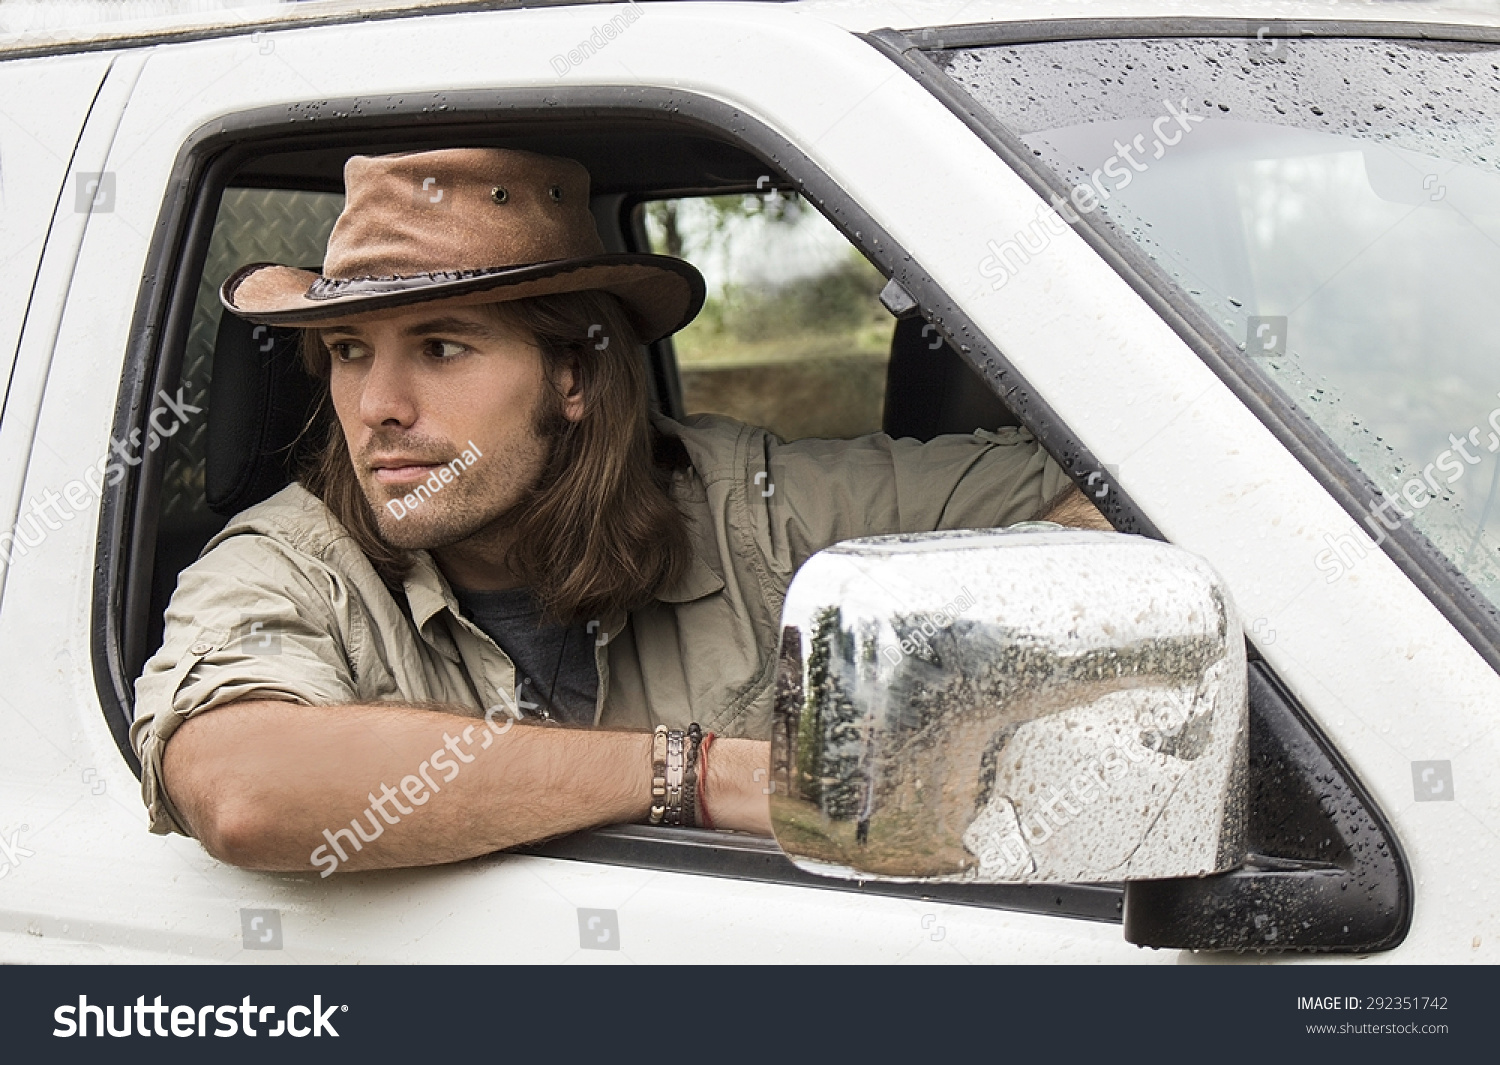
(0, 0, 1495, 964)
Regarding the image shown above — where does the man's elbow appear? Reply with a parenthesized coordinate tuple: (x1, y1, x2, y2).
(161, 700, 303, 869)
(165, 755, 297, 871)
(192, 798, 293, 871)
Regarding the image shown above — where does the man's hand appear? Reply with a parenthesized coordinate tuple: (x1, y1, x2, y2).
(1040, 483, 1113, 530)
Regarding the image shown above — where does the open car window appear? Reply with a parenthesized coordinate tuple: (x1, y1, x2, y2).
(107, 109, 1123, 928)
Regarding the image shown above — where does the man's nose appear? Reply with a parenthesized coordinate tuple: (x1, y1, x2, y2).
(358, 350, 419, 428)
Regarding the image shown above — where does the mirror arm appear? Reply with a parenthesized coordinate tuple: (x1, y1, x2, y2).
(1122, 659, 1413, 953)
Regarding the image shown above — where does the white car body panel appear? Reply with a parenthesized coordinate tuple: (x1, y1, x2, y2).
(3, 0, 1497, 53)
(0, 51, 112, 436)
(0, 50, 139, 607)
(0, 1, 1494, 962)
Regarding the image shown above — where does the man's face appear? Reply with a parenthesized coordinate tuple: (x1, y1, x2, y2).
(322, 303, 578, 553)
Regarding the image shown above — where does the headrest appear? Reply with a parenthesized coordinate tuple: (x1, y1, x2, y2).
(882, 316, 1020, 440)
(204, 313, 320, 517)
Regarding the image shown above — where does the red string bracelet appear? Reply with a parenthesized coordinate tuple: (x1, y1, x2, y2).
(697, 732, 716, 830)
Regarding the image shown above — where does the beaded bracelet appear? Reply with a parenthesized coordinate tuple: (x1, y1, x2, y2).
(648, 725, 670, 824)
(648, 723, 704, 827)
(680, 724, 704, 829)
(664, 727, 686, 824)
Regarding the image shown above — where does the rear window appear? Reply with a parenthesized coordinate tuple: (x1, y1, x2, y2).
(640, 192, 891, 440)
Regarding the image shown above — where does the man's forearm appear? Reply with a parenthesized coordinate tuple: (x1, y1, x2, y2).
(163, 699, 767, 875)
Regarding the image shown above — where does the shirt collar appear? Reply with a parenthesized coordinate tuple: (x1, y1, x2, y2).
(402, 550, 464, 662)
(399, 485, 725, 655)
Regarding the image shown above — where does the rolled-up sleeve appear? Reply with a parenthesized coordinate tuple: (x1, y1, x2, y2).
(131, 532, 359, 836)
(760, 426, 1072, 577)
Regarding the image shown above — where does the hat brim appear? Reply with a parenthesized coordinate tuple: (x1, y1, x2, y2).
(220, 253, 706, 344)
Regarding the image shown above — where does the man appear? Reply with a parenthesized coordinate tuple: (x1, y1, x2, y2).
(132, 147, 1105, 875)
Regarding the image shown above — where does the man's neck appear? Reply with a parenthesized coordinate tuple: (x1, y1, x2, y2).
(432, 527, 526, 592)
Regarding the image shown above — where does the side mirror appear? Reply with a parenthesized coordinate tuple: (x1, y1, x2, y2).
(770, 527, 1247, 884)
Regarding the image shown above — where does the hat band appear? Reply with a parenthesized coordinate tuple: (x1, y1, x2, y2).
(306, 268, 515, 301)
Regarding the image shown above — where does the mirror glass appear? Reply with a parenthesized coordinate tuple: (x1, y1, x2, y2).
(771, 528, 1247, 883)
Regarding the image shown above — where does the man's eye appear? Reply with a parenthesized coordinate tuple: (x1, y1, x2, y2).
(424, 340, 467, 359)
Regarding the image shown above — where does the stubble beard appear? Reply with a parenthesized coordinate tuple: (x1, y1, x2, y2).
(359, 393, 564, 554)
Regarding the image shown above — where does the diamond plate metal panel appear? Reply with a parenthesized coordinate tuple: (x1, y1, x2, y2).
(161, 188, 343, 524)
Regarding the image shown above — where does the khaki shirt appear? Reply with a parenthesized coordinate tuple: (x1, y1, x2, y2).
(132, 413, 1070, 836)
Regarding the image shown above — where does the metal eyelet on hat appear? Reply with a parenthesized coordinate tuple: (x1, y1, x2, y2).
(548, 184, 563, 203)
(490, 186, 509, 204)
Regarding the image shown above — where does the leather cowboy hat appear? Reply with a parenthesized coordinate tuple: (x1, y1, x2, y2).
(220, 147, 705, 342)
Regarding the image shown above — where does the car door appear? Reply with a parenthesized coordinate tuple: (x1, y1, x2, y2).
(6, 5, 1169, 965)
(8, 4, 1467, 964)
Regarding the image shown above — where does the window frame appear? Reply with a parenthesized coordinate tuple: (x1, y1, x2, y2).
(623, 193, 687, 420)
(866, 17, 1500, 680)
(92, 80, 1159, 926)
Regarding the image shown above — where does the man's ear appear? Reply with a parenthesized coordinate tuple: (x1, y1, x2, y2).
(554, 354, 586, 423)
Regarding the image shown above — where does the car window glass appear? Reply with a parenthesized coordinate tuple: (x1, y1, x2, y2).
(937, 36, 1500, 606)
(640, 192, 893, 440)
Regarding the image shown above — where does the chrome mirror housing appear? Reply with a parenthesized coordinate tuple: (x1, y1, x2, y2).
(770, 527, 1248, 884)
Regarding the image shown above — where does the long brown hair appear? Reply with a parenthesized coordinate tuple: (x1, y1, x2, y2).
(298, 289, 691, 623)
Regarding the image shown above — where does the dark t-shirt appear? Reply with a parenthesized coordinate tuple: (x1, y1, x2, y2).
(452, 587, 599, 725)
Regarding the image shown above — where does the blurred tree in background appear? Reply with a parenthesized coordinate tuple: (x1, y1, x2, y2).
(643, 190, 894, 440)
(644, 190, 886, 359)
